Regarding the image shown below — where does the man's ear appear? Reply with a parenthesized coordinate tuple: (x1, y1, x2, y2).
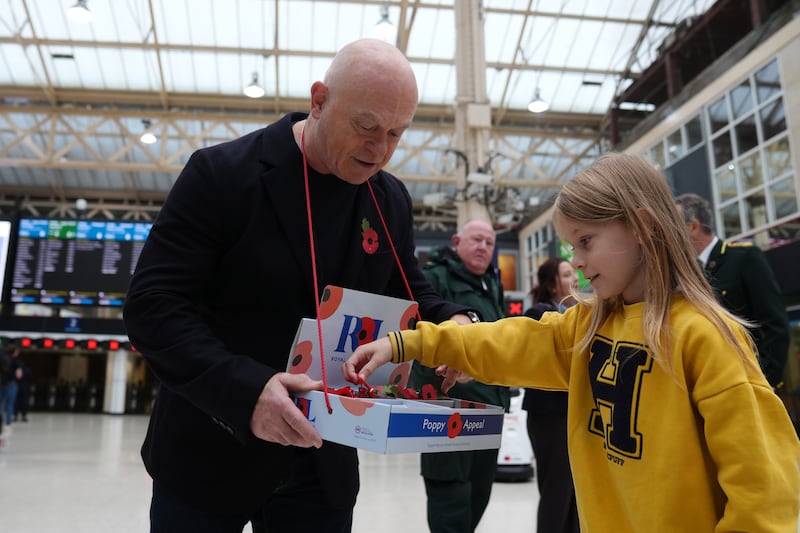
(309, 81, 328, 118)
(685, 217, 701, 235)
(450, 234, 460, 247)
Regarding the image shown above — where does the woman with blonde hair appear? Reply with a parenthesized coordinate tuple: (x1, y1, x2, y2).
(346, 153, 800, 532)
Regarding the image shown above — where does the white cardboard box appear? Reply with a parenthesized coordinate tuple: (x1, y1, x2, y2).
(287, 286, 504, 454)
(286, 285, 418, 390)
(294, 390, 504, 454)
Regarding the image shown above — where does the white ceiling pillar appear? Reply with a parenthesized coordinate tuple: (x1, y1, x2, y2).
(453, 0, 492, 229)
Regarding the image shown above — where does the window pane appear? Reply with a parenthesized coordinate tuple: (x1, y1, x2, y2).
(755, 59, 781, 104)
(708, 96, 729, 133)
(714, 165, 737, 201)
(741, 151, 763, 190)
(745, 190, 767, 231)
(764, 137, 792, 180)
(650, 141, 665, 169)
(721, 201, 742, 237)
(770, 177, 798, 220)
(759, 97, 786, 141)
(730, 79, 754, 120)
(666, 129, 684, 163)
(712, 131, 733, 168)
(734, 114, 758, 154)
(685, 115, 703, 148)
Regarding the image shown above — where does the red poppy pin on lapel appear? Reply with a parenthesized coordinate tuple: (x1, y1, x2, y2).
(361, 217, 379, 254)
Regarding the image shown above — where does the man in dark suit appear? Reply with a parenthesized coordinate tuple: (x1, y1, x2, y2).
(124, 38, 472, 533)
(675, 193, 789, 390)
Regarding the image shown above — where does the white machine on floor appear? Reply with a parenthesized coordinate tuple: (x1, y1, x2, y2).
(495, 387, 534, 482)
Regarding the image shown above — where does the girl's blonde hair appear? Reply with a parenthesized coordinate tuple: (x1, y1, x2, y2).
(553, 153, 755, 371)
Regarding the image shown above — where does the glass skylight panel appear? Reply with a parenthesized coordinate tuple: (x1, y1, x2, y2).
(547, 18, 581, 67)
(154, 2, 193, 44)
(0, 45, 35, 85)
(593, 22, 641, 72)
(1, 1, 27, 38)
(47, 47, 87, 88)
(277, 56, 324, 97)
(414, 63, 455, 107)
(235, 6, 277, 51)
(483, 12, 523, 64)
(484, 0, 522, 9)
(406, 8, 455, 60)
(102, 49, 159, 91)
(109, 2, 153, 42)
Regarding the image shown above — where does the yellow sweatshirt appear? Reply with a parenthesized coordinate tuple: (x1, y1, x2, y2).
(389, 293, 800, 532)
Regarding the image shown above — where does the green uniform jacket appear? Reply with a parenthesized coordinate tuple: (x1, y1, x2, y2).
(412, 247, 511, 480)
(706, 239, 789, 388)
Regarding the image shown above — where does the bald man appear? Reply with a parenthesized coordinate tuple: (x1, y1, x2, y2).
(125, 39, 473, 533)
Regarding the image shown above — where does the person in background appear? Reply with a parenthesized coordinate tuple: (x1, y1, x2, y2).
(412, 218, 510, 533)
(0, 346, 10, 443)
(123, 38, 474, 533)
(522, 257, 580, 533)
(675, 192, 789, 390)
(15, 360, 32, 422)
(345, 153, 800, 532)
(0, 345, 22, 431)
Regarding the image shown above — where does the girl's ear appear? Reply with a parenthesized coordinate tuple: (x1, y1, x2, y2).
(635, 207, 657, 241)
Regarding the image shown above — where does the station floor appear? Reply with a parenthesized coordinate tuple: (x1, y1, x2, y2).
(0, 413, 539, 533)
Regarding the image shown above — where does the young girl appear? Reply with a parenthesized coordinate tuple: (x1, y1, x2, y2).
(345, 153, 800, 532)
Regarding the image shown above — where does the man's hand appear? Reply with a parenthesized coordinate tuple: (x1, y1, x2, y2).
(434, 365, 473, 393)
(343, 336, 394, 384)
(250, 372, 324, 448)
(449, 313, 473, 325)
(436, 313, 476, 391)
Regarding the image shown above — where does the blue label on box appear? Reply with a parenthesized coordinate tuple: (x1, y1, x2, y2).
(387, 412, 503, 439)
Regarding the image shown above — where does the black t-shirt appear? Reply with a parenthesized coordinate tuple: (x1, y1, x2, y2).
(306, 168, 360, 289)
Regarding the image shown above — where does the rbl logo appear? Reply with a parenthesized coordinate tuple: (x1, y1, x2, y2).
(295, 397, 315, 422)
(335, 315, 384, 352)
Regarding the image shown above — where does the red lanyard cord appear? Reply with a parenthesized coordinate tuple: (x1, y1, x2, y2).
(366, 181, 422, 323)
(301, 128, 332, 413)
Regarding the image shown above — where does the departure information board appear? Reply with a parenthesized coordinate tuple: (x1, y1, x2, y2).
(9, 218, 152, 306)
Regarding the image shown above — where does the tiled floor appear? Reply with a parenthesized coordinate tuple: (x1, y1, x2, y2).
(0, 413, 538, 533)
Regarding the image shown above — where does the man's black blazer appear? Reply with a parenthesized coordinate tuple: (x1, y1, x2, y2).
(705, 239, 789, 387)
(123, 112, 466, 512)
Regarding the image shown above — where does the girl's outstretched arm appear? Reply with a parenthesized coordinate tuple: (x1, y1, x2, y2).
(343, 336, 394, 383)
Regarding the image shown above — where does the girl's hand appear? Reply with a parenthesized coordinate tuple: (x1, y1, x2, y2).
(343, 336, 394, 384)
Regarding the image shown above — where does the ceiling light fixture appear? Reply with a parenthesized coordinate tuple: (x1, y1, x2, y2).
(140, 120, 157, 144)
(527, 88, 549, 113)
(372, 5, 396, 43)
(66, 0, 94, 24)
(243, 72, 265, 98)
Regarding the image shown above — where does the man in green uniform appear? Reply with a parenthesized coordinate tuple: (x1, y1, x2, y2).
(676, 193, 789, 389)
(412, 219, 510, 533)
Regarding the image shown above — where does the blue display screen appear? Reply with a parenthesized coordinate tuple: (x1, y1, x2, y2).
(10, 218, 152, 307)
